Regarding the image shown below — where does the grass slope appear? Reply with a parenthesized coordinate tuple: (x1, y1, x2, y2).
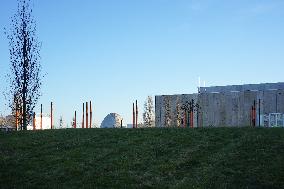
(0, 128, 284, 189)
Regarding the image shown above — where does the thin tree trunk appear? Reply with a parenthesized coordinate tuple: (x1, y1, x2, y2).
(22, 15, 27, 130)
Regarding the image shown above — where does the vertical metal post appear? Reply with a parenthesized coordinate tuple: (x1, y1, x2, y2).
(51, 102, 53, 129)
(191, 99, 194, 128)
(252, 105, 254, 127)
(190, 110, 192, 128)
(136, 100, 138, 128)
(251, 103, 256, 127)
(33, 112, 36, 130)
(200, 111, 203, 127)
(74, 111, 77, 129)
(184, 110, 187, 127)
(90, 101, 92, 128)
(187, 111, 190, 127)
(15, 105, 18, 131)
(258, 99, 261, 127)
(21, 107, 24, 130)
(189, 103, 191, 128)
(133, 103, 135, 128)
(176, 105, 180, 127)
(196, 106, 199, 128)
(82, 103, 85, 128)
(250, 106, 252, 127)
(121, 119, 123, 128)
(254, 100, 256, 127)
(40, 104, 43, 130)
(86, 102, 88, 129)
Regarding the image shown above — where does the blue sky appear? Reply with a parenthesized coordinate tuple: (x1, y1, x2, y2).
(0, 0, 284, 126)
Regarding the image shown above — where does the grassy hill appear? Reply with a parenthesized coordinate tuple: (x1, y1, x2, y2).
(0, 127, 284, 189)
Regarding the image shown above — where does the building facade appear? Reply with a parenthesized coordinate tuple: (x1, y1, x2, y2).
(155, 82, 284, 127)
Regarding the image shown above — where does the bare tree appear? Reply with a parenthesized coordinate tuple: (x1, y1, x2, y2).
(176, 103, 182, 127)
(5, 0, 42, 130)
(143, 96, 155, 127)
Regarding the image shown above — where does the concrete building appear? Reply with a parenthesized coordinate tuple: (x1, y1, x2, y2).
(155, 82, 284, 127)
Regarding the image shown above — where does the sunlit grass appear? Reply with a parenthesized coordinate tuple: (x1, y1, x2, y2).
(0, 127, 283, 188)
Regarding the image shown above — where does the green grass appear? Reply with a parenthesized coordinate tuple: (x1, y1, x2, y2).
(0, 127, 284, 189)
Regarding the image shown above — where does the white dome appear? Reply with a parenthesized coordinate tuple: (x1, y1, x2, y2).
(100, 113, 123, 128)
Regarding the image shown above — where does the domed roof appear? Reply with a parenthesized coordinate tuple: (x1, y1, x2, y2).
(100, 113, 123, 128)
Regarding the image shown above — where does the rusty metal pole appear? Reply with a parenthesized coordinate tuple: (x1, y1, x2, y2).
(187, 111, 190, 127)
(258, 99, 261, 127)
(184, 110, 187, 127)
(196, 106, 199, 128)
(250, 106, 252, 127)
(190, 104, 192, 128)
(253, 100, 256, 127)
(90, 101, 92, 128)
(21, 106, 23, 130)
(74, 111, 77, 128)
(40, 104, 43, 130)
(251, 105, 255, 127)
(190, 111, 193, 128)
(200, 111, 203, 127)
(51, 102, 53, 129)
(86, 102, 88, 129)
(133, 103, 135, 128)
(82, 103, 85, 129)
(192, 111, 194, 128)
(190, 102, 192, 128)
(191, 99, 194, 128)
(33, 112, 36, 130)
(254, 106, 256, 127)
(136, 100, 138, 128)
(15, 105, 18, 131)
(252, 105, 254, 127)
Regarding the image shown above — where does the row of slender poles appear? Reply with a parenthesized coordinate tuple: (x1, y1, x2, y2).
(15, 100, 94, 130)
(14, 102, 53, 130)
(73, 101, 92, 129)
(31, 102, 53, 130)
(181, 99, 262, 128)
(183, 109, 194, 128)
(14, 99, 262, 130)
(174, 99, 261, 128)
(180, 99, 196, 128)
